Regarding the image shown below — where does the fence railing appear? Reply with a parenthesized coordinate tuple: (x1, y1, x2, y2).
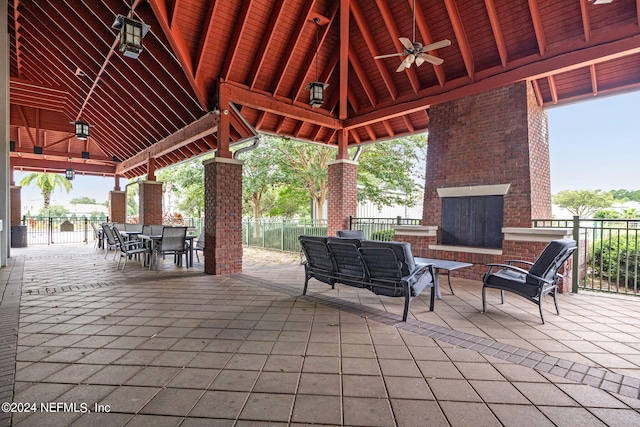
(242, 218, 327, 252)
(533, 217, 640, 295)
(349, 216, 422, 241)
(22, 215, 109, 245)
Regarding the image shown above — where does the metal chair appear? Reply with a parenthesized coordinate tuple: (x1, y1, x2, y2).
(112, 226, 150, 272)
(154, 226, 189, 268)
(101, 223, 120, 259)
(193, 230, 205, 262)
(482, 239, 578, 324)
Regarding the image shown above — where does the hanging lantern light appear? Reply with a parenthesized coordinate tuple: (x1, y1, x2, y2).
(306, 18, 328, 108)
(112, 15, 150, 59)
(71, 120, 90, 140)
(65, 168, 75, 180)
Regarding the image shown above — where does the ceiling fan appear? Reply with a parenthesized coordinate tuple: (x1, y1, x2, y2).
(374, 0, 451, 72)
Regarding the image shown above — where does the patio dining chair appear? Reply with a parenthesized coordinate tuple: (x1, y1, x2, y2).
(193, 230, 205, 262)
(91, 223, 103, 249)
(101, 223, 120, 259)
(112, 226, 151, 272)
(481, 239, 577, 324)
(154, 226, 189, 268)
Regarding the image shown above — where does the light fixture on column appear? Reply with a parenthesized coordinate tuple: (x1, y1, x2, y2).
(112, 13, 151, 59)
(65, 168, 75, 181)
(71, 120, 90, 140)
(305, 18, 328, 108)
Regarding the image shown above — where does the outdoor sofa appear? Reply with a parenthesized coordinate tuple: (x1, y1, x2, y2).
(298, 235, 435, 321)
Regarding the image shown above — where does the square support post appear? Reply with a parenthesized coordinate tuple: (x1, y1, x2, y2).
(138, 181, 163, 225)
(203, 157, 243, 275)
(109, 191, 127, 223)
(327, 159, 358, 237)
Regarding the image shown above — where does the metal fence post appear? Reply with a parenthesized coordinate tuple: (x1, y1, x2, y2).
(84, 217, 88, 243)
(349, 215, 353, 230)
(281, 218, 285, 251)
(572, 215, 580, 293)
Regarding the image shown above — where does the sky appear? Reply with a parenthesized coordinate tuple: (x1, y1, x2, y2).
(15, 89, 640, 209)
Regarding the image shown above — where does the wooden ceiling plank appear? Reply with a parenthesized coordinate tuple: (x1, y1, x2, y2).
(292, 120, 304, 139)
(116, 112, 219, 175)
(350, 0, 398, 100)
(412, 0, 446, 86)
(375, 0, 421, 94)
(527, 0, 546, 56)
(10, 156, 116, 175)
(148, 0, 208, 109)
(364, 125, 376, 141)
(275, 116, 287, 134)
(248, 1, 287, 90)
(272, 0, 317, 96)
(444, 0, 475, 81)
(221, 1, 254, 82)
(348, 45, 377, 107)
(579, 0, 591, 43)
(484, 0, 508, 68)
(589, 64, 598, 96)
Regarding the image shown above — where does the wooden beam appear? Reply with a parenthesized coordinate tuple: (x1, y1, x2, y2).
(340, 0, 350, 119)
(194, 1, 221, 86)
(116, 112, 219, 174)
(579, 0, 591, 43)
(444, 0, 475, 80)
(531, 79, 544, 106)
(547, 75, 558, 104)
(350, 0, 398, 100)
(484, 0, 508, 68)
(589, 64, 598, 96)
(528, 0, 546, 56)
(220, 82, 340, 129)
(412, 0, 446, 87)
(376, 0, 421, 94)
(10, 155, 117, 175)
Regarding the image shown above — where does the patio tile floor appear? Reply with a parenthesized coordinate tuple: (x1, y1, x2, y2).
(1, 244, 640, 426)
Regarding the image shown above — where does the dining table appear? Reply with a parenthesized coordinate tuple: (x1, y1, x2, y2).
(139, 233, 197, 270)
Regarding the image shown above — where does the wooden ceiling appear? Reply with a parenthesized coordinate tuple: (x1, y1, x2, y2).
(8, 0, 640, 179)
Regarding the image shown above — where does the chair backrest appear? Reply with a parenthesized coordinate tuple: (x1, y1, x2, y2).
(101, 223, 117, 245)
(111, 226, 126, 250)
(361, 240, 416, 277)
(336, 230, 365, 239)
(91, 223, 99, 238)
(160, 226, 187, 251)
(150, 224, 164, 235)
(126, 223, 143, 232)
(113, 222, 125, 231)
(299, 235, 333, 274)
(327, 237, 365, 284)
(528, 239, 577, 284)
(195, 230, 205, 250)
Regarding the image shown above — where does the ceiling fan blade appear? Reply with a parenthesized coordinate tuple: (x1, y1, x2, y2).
(374, 52, 406, 59)
(399, 37, 414, 50)
(419, 39, 452, 52)
(417, 53, 444, 66)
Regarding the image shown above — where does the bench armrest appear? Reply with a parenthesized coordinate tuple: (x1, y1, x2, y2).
(485, 263, 552, 285)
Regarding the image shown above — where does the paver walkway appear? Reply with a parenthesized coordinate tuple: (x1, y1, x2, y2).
(1, 244, 640, 426)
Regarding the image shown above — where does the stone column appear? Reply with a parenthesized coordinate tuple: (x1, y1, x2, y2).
(108, 191, 127, 223)
(203, 157, 243, 275)
(138, 181, 163, 225)
(327, 159, 358, 237)
(10, 186, 21, 226)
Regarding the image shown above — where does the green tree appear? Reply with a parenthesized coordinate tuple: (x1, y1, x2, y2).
(553, 190, 614, 218)
(19, 172, 72, 209)
(70, 196, 97, 204)
(155, 154, 213, 218)
(38, 204, 67, 217)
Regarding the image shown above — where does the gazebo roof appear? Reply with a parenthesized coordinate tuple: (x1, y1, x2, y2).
(8, 0, 640, 178)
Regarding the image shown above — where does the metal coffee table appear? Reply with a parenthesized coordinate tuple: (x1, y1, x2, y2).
(415, 258, 473, 299)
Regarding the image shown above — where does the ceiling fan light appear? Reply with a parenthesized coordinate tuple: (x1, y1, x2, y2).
(305, 82, 328, 108)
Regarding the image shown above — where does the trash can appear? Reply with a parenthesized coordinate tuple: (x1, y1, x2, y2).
(11, 225, 28, 248)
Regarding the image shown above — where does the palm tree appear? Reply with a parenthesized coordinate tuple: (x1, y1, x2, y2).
(19, 172, 73, 209)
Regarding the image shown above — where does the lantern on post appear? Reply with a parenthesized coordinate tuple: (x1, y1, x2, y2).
(71, 120, 90, 140)
(112, 15, 150, 59)
(305, 17, 328, 108)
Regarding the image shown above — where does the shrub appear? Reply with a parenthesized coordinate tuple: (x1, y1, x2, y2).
(591, 234, 639, 287)
(371, 229, 395, 241)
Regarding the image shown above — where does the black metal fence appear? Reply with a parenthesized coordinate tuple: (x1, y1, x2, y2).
(22, 215, 109, 245)
(349, 216, 422, 241)
(242, 218, 327, 252)
(534, 217, 640, 295)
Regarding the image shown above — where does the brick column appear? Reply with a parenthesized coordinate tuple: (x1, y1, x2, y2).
(203, 157, 243, 275)
(327, 159, 358, 237)
(138, 181, 163, 225)
(10, 186, 21, 225)
(108, 191, 127, 223)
